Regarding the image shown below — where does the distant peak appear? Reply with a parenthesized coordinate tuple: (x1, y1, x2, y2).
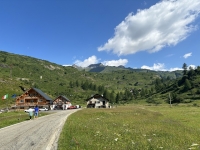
(88, 63, 104, 68)
(118, 65, 125, 68)
(72, 64, 79, 68)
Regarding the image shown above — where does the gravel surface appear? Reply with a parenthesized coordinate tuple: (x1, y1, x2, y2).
(0, 109, 80, 150)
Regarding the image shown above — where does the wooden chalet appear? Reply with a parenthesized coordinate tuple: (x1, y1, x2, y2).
(15, 88, 53, 109)
(86, 94, 110, 108)
(52, 95, 71, 110)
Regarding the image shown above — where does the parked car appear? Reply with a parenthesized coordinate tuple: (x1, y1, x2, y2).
(67, 105, 77, 109)
(24, 108, 34, 113)
(39, 108, 48, 111)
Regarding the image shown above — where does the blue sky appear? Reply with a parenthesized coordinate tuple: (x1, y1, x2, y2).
(0, 0, 200, 71)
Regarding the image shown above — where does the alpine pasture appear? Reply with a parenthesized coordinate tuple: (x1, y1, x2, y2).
(58, 105, 200, 150)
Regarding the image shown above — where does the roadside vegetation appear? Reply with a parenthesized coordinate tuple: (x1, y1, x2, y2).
(58, 105, 200, 150)
(0, 111, 49, 129)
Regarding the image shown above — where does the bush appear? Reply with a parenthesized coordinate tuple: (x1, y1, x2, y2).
(193, 103, 199, 107)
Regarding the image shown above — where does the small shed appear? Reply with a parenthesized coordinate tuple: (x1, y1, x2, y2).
(86, 94, 109, 108)
(52, 95, 71, 110)
(15, 87, 52, 109)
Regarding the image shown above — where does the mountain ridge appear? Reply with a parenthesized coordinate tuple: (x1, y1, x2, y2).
(1, 50, 200, 108)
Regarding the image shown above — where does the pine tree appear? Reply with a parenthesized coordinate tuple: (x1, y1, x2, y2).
(75, 80, 79, 87)
(184, 79, 191, 91)
(110, 90, 115, 104)
(182, 63, 187, 75)
(115, 93, 120, 104)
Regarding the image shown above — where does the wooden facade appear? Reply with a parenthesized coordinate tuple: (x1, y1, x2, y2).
(52, 95, 71, 110)
(15, 88, 52, 109)
(86, 94, 109, 108)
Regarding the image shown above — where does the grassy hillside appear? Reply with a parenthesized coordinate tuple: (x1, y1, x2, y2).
(1, 50, 200, 108)
(0, 51, 159, 107)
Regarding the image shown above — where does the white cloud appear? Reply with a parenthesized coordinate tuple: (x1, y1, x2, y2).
(141, 63, 166, 71)
(102, 59, 128, 66)
(169, 65, 196, 71)
(141, 63, 196, 71)
(73, 56, 128, 67)
(98, 0, 200, 56)
(63, 64, 71, 66)
(188, 65, 196, 69)
(183, 52, 192, 58)
(74, 55, 99, 67)
(169, 67, 182, 72)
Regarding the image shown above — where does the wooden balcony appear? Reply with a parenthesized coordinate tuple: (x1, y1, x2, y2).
(16, 102, 50, 107)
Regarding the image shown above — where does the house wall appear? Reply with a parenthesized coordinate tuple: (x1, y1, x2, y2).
(15, 89, 50, 109)
(52, 96, 71, 110)
(87, 97, 109, 108)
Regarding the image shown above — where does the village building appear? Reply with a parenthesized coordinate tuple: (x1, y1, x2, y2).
(15, 87, 53, 109)
(52, 95, 71, 110)
(86, 94, 110, 108)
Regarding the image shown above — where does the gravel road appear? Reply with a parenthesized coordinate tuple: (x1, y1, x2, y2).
(0, 109, 80, 150)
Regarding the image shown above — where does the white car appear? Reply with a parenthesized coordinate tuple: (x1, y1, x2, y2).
(24, 108, 34, 113)
(39, 108, 48, 111)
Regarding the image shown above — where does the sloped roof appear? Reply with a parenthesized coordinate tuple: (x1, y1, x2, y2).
(32, 88, 52, 101)
(86, 94, 109, 101)
(54, 95, 70, 101)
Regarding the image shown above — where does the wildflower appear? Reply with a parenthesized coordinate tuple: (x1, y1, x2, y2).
(191, 143, 198, 146)
(125, 129, 129, 132)
(147, 139, 152, 142)
(132, 141, 135, 144)
(159, 147, 163, 149)
(143, 134, 146, 137)
(153, 134, 156, 136)
(115, 138, 118, 141)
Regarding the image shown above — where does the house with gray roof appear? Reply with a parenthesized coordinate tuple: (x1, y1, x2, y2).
(86, 94, 110, 108)
(52, 95, 71, 110)
(15, 87, 53, 109)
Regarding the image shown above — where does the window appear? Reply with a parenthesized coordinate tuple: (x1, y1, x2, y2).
(20, 100, 24, 103)
(39, 99, 43, 102)
(30, 99, 34, 103)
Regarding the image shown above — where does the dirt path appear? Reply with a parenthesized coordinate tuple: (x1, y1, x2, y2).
(0, 109, 79, 150)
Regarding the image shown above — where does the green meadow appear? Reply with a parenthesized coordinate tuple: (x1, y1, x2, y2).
(58, 105, 200, 150)
(0, 111, 49, 129)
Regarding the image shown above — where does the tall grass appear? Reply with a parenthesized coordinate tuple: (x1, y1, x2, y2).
(58, 105, 200, 150)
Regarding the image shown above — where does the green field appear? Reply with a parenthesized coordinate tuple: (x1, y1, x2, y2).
(58, 105, 200, 150)
(0, 111, 49, 129)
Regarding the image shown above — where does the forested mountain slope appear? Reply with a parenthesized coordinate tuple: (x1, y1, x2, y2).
(1, 51, 200, 108)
